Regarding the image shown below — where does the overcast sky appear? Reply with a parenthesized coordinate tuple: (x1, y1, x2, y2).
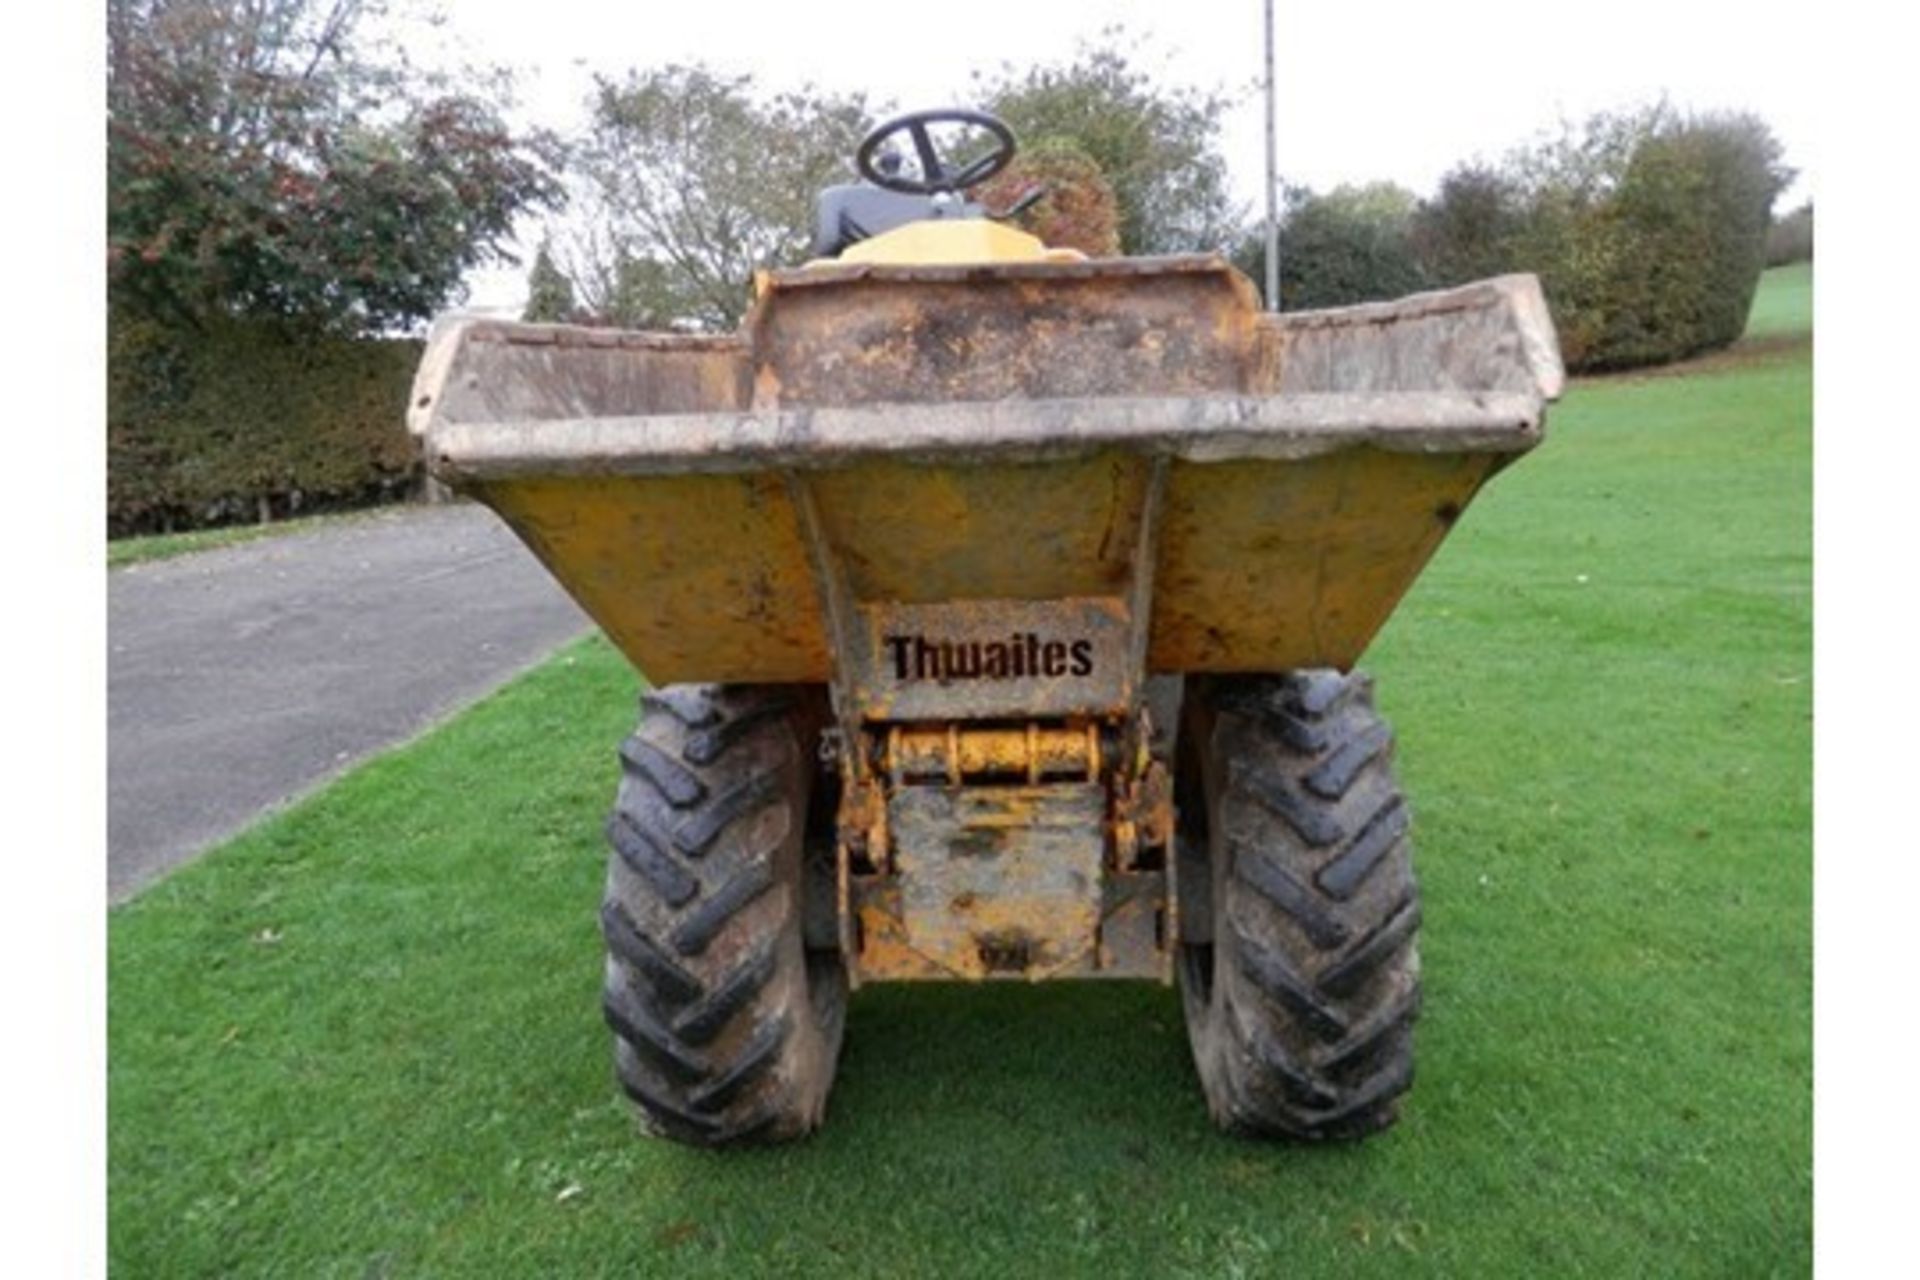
(402, 0, 1816, 314)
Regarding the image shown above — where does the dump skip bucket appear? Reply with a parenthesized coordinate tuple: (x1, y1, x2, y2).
(409, 257, 1561, 715)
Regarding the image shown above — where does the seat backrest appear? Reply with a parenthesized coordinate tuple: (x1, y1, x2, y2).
(812, 184, 984, 258)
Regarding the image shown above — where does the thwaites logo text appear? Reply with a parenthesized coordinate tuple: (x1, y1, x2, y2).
(883, 632, 1095, 682)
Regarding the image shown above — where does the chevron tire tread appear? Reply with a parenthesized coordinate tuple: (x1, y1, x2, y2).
(1176, 670, 1420, 1141)
(601, 683, 846, 1146)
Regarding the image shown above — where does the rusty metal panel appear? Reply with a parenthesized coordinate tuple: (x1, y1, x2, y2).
(1260, 274, 1565, 399)
(747, 257, 1260, 409)
(799, 452, 1150, 604)
(466, 442, 1499, 687)
(845, 598, 1133, 722)
(850, 851, 1170, 983)
(411, 320, 748, 436)
(1150, 449, 1499, 673)
(467, 442, 1498, 688)
(477, 473, 829, 684)
(879, 783, 1107, 980)
(427, 393, 1541, 482)
(1092, 871, 1169, 979)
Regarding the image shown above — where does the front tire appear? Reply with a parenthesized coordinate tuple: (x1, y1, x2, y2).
(1175, 670, 1421, 1140)
(600, 683, 847, 1145)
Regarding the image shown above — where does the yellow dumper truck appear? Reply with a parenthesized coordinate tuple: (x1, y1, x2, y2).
(408, 110, 1563, 1145)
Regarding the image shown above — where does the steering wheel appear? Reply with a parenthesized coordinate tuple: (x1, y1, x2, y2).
(856, 108, 1017, 195)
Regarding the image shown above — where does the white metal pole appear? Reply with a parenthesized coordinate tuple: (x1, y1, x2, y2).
(1263, 0, 1280, 311)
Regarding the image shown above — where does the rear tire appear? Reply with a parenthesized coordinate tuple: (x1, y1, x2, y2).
(600, 683, 848, 1145)
(1175, 670, 1420, 1140)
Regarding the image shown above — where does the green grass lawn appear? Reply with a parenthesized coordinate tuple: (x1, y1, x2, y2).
(110, 271, 1812, 1277)
(1743, 260, 1812, 341)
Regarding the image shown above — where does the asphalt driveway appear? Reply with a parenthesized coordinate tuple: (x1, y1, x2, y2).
(108, 504, 589, 901)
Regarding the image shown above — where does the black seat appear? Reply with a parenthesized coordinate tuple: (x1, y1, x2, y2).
(812, 184, 985, 259)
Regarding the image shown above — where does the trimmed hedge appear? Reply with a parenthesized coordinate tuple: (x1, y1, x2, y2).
(1415, 109, 1790, 371)
(109, 314, 421, 536)
(1227, 111, 1787, 372)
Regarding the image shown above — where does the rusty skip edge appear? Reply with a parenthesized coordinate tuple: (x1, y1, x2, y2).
(417, 261, 1557, 373)
(425, 390, 1547, 482)
(407, 267, 1565, 470)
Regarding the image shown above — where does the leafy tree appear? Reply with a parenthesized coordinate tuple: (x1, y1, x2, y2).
(521, 240, 576, 322)
(971, 136, 1121, 256)
(972, 28, 1240, 254)
(1410, 165, 1526, 286)
(107, 0, 560, 333)
(1766, 201, 1813, 265)
(550, 65, 875, 330)
(1501, 101, 1675, 203)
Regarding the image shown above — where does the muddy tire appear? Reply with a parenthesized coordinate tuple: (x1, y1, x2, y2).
(1174, 670, 1420, 1140)
(600, 683, 847, 1145)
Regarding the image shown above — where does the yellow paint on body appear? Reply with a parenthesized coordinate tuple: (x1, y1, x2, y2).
(824, 218, 1085, 267)
(806, 453, 1147, 604)
(479, 472, 829, 685)
(1150, 450, 1498, 671)
(470, 446, 1495, 687)
(454, 227, 1514, 688)
(886, 723, 1099, 784)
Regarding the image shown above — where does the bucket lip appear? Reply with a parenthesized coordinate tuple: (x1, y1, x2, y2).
(1271, 274, 1566, 401)
(410, 272, 1566, 452)
(425, 388, 1546, 483)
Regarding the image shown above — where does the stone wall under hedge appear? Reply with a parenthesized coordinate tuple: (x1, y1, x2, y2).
(108, 315, 422, 536)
